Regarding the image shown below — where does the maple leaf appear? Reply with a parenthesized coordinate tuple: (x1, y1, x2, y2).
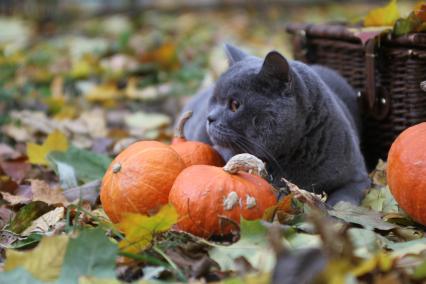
(27, 130, 68, 165)
(364, 0, 401, 27)
(116, 204, 178, 253)
(4, 235, 69, 282)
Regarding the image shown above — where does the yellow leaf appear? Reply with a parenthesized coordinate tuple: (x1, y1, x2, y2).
(79, 276, 125, 284)
(319, 259, 353, 284)
(415, 1, 426, 11)
(351, 251, 393, 277)
(4, 235, 69, 282)
(27, 130, 68, 165)
(116, 204, 178, 253)
(84, 82, 122, 102)
(364, 0, 401, 27)
(70, 55, 99, 78)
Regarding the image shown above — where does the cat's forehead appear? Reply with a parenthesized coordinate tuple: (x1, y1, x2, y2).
(216, 61, 261, 93)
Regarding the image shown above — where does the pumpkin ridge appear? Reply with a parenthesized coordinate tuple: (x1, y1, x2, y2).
(108, 172, 121, 222)
(118, 171, 149, 212)
(118, 146, 177, 166)
(121, 166, 171, 211)
(121, 147, 184, 176)
(118, 171, 141, 213)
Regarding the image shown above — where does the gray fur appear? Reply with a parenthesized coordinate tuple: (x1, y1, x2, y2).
(181, 44, 370, 205)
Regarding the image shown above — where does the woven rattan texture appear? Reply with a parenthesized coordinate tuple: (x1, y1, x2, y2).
(291, 36, 426, 168)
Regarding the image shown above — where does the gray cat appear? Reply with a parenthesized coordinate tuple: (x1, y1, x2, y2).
(180, 44, 370, 205)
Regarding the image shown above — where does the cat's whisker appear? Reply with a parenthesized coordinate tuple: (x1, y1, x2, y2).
(236, 138, 285, 176)
(219, 129, 285, 179)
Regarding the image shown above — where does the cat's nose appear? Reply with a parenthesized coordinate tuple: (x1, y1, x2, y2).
(207, 115, 215, 124)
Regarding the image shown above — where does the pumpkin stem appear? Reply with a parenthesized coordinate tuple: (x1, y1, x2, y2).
(223, 153, 268, 178)
(175, 111, 193, 139)
(112, 163, 122, 173)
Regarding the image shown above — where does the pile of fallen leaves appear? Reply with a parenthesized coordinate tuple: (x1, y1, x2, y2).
(2, 3, 426, 284)
(364, 0, 426, 36)
(2, 136, 426, 283)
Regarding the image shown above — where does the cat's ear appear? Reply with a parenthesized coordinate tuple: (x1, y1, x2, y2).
(259, 51, 290, 82)
(224, 43, 248, 66)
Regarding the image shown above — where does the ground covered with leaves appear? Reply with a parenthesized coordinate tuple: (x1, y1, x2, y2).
(1, 3, 426, 284)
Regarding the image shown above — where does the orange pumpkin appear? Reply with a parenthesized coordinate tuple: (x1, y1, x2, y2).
(169, 154, 277, 238)
(171, 111, 224, 167)
(387, 122, 426, 225)
(101, 141, 186, 223)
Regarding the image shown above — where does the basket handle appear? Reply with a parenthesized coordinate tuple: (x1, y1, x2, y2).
(364, 39, 391, 120)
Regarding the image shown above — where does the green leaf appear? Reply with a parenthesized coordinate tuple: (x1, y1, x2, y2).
(10, 233, 43, 249)
(53, 160, 78, 189)
(286, 232, 321, 250)
(388, 237, 426, 257)
(58, 228, 118, 284)
(393, 12, 421, 37)
(348, 228, 392, 258)
(210, 219, 275, 272)
(413, 259, 426, 280)
(329, 202, 397, 231)
(361, 186, 399, 213)
(48, 146, 112, 184)
(0, 267, 45, 284)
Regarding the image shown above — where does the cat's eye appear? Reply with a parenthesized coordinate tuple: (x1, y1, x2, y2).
(229, 99, 240, 112)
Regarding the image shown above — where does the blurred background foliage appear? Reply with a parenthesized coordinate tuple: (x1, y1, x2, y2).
(0, 0, 417, 145)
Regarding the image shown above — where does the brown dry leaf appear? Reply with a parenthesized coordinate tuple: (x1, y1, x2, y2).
(30, 179, 70, 206)
(263, 193, 296, 223)
(415, 2, 426, 21)
(21, 207, 65, 236)
(0, 175, 18, 194)
(10, 110, 56, 135)
(79, 109, 108, 138)
(0, 144, 22, 160)
(0, 206, 15, 228)
(0, 158, 32, 183)
(369, 159, 387, 186)
(282, 178, 327, 210)
(139, 41, 180, 70)
(0, 191, 31, 205)
(50, 76, 65, 98)
(1, 124, 32, 142)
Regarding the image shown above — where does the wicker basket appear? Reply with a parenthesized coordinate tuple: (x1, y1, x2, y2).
(286, 23, 426, 169)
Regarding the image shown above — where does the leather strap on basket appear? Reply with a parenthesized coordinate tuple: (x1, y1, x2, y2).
(364, 39, 391, 120)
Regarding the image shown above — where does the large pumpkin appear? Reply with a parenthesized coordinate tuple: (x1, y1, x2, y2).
(169, 154, 277, 238)
(387, 122, 426, 225)
(101, 141, 186, 223)
(171, 111, 224, 167)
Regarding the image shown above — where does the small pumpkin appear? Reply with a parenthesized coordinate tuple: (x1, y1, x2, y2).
(169, 153, 277, 238)
(171, 111, 224, 167)
(101, 141, 186, 223)
(387, 122, 426, 225)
